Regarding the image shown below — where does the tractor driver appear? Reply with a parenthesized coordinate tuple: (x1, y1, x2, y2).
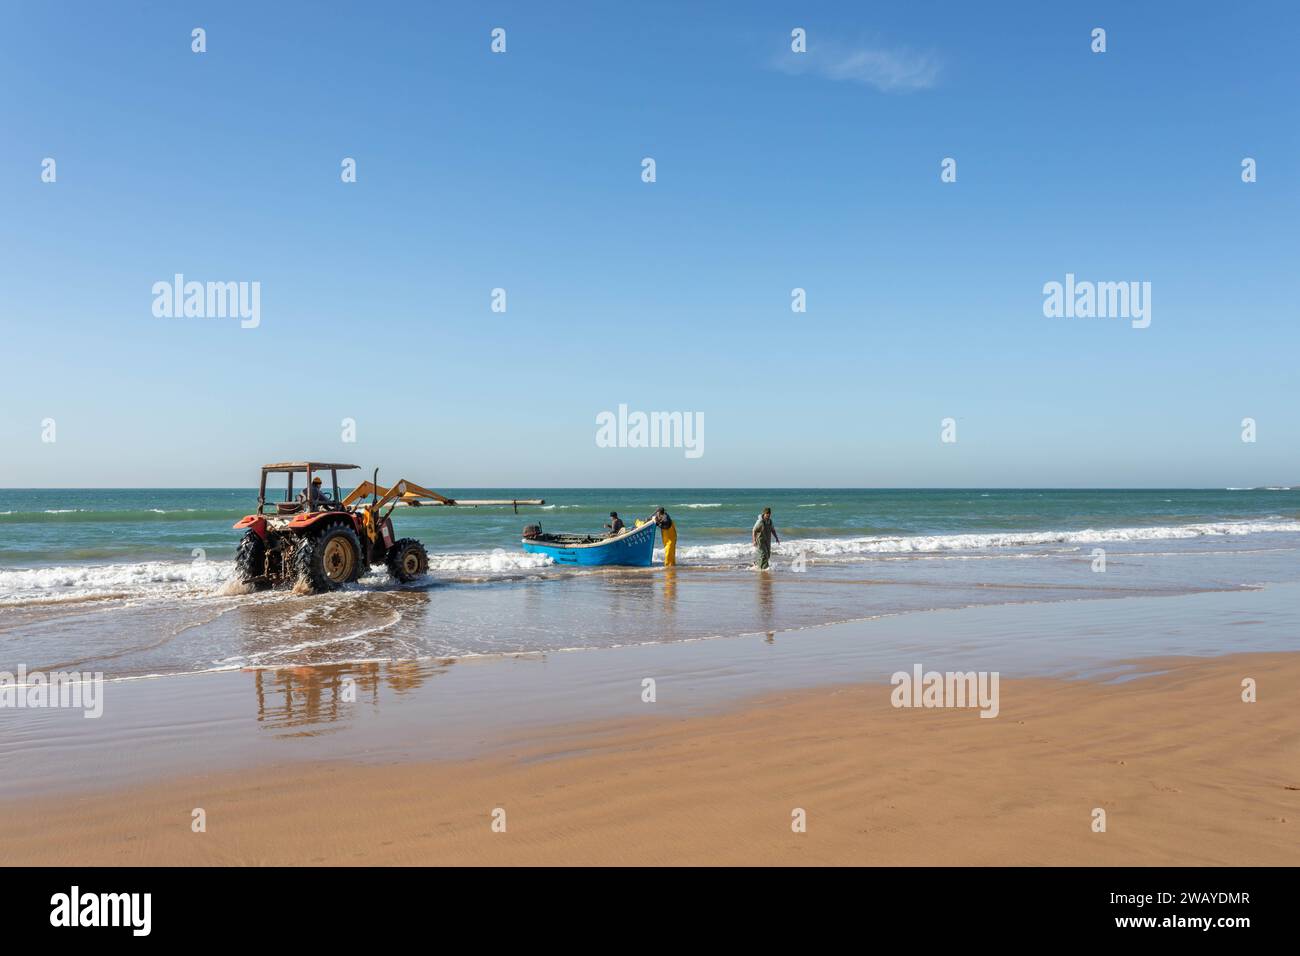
(304, 475, 332, 507)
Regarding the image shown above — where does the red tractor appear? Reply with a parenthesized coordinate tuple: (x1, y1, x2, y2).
(232, 462, 445, 592)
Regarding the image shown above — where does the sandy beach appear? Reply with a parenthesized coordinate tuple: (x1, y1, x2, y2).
(5, 507, 1300, 868)
(3, 640, 1296, 866)
(8, 2, 1300, 929)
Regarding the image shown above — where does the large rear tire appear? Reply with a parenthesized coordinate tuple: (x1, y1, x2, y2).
(385, 538, 429, 583)
(234, 531, 267, 585)
(294, 523, 363, 593)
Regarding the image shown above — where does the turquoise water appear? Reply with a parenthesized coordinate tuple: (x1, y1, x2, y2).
(3, 488, 1298, 675)
(3, 486, 1297, 568)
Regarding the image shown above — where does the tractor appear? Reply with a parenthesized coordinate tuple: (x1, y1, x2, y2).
(231, 462, 454, 593)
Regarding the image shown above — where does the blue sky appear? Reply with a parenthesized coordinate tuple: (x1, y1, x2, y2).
(1, 1, 1296, 487)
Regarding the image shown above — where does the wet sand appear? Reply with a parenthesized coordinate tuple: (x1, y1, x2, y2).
(6, 582, 1300, 801)
(9, 534, 1299, 679)
(2, 649, 1296, 865)
(5, 582, 1300, 865)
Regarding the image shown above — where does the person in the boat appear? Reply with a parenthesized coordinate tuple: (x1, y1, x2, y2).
(752, 507, 780, 571)
(654, 507, 677, 566)
(605, 511, 625, 536)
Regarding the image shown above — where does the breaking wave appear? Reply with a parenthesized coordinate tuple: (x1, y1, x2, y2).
(425, 551, 553, 572)
(0, 559, 237, 605)
(0, 549, 555, 604)
(674, 519, 1300, 564)
(3, 518, 1297, 605)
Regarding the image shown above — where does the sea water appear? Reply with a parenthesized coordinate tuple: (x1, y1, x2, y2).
(1, 488, 1297, 677)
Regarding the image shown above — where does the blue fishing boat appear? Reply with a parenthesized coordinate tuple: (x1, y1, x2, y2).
(521, 518, 658, 566)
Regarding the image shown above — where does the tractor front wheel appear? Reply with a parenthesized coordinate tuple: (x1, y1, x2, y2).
(294, 524, 363, 592)
(234, 531, 268, 586)
(385, 538, 429, 583)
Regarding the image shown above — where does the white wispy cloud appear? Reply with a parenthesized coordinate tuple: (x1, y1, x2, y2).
(773, 39, 942, 93)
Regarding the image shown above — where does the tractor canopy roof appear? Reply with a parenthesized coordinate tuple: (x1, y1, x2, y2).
(261, 462, 360, 473)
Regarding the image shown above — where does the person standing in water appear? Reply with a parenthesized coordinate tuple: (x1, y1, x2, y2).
(752, 507, 780, 570)
(654, 507, 677, 567)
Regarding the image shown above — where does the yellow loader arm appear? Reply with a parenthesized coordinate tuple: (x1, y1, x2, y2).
(342, 480, 456, 510)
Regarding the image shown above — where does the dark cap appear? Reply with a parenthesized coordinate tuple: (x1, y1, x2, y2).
(609, 511, 618, 517)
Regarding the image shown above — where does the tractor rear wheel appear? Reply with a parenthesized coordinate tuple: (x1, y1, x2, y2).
(234, 531, 267, 586)
(385, 538, 429, 583)
(294, 524, 363, 592)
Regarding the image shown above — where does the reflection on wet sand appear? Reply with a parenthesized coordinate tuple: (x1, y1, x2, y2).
(250, 659, 448, 733)
(232, 588, 436, 668)
(757, 571, 774, 629)
(661, 568, 678, 613)
(598, 569, 657, 616)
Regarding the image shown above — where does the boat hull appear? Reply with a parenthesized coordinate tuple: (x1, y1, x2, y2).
(522, 520, 658, 566)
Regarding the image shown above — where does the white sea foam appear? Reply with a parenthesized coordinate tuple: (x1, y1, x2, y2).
(674, 519, 1300, 564)
(426, 551, 554, 572)
(677, 503, 722, 508)
(0, 559, 236, 605)
(4, 519, 1297, 603)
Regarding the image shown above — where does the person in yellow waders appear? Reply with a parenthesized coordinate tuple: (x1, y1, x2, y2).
(654, 507, 677, 566)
